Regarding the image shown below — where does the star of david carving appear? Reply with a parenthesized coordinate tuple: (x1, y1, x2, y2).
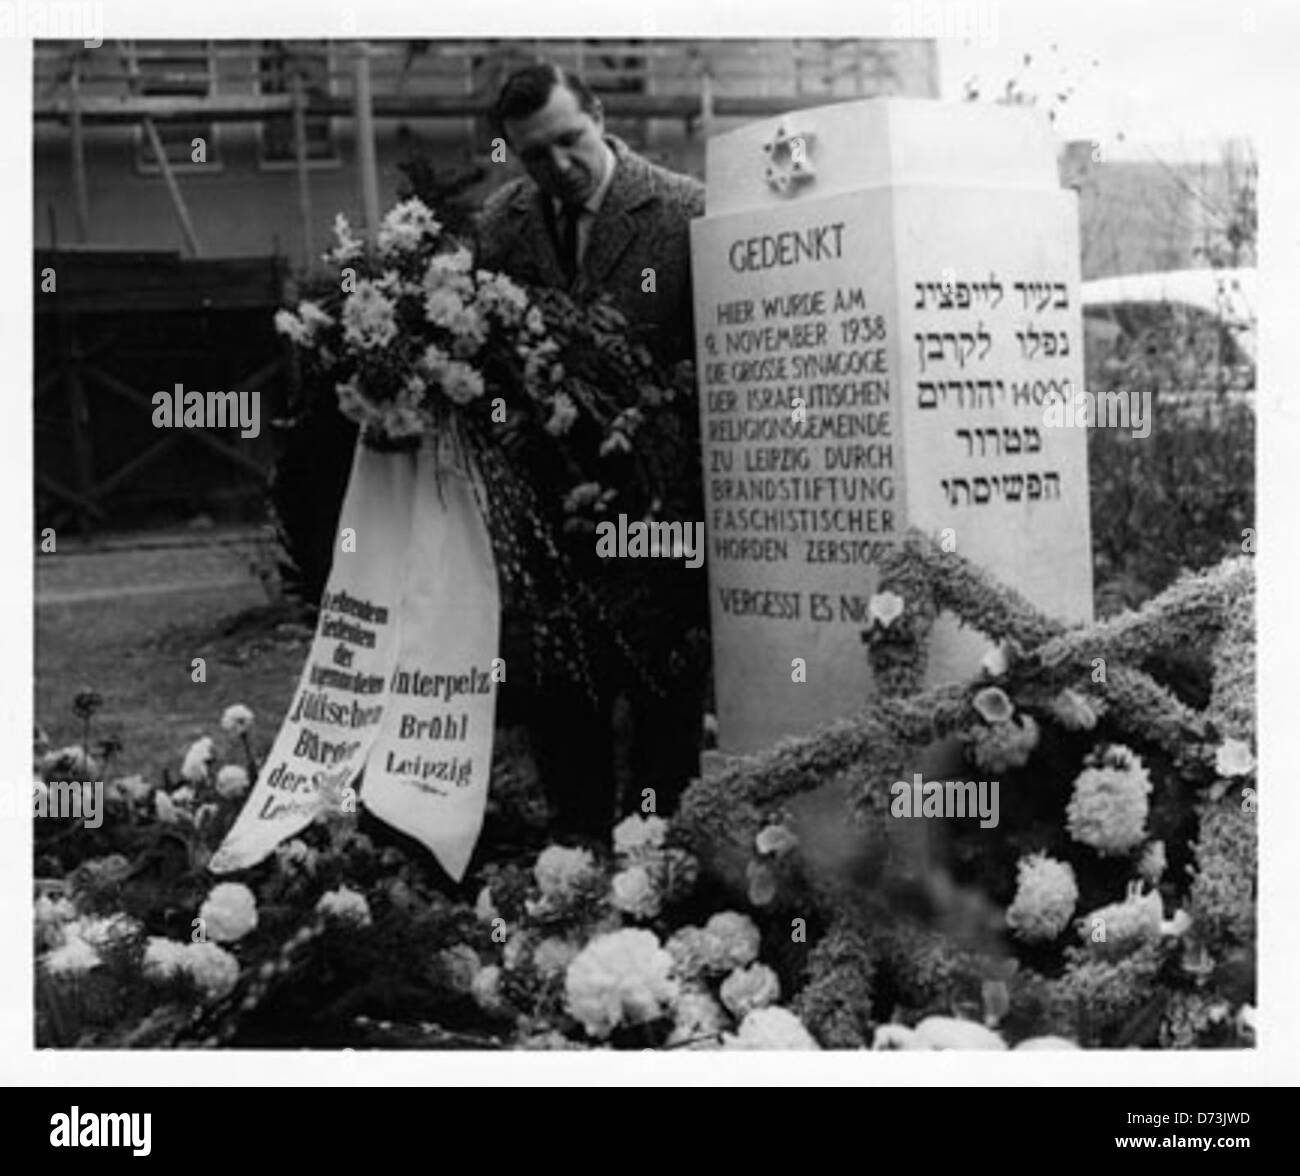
(762, 120, 817, 195)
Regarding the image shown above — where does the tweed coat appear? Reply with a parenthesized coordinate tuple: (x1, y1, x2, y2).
(473, 135, 705, 365)
(473, 136, 709, 689)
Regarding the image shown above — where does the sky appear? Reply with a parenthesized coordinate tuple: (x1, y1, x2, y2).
(928, 0, 1289, 161)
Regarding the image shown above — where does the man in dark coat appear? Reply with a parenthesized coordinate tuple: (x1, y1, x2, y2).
(473, 61, 708, 838)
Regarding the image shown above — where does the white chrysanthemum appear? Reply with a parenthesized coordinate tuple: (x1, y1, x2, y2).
(341, 281, 399, 351)
(610, 865, 661, 921)
(141, 936, 191, 983)
(325, 212, 365, 265)
(544, 392, 579, 436)
(438, 945, 481, 995)
(376, 197, 441, 255)
(722, 1006, 819, 1050)
(449, 305, 488, 356)
(199, 882, 258, 943)
(666, 986, 726, 1048)
(1066, 747, 1152, 855)
(273, 308, 312, 346)
(185, 941, 240, 1000)
(534, 845, 598, 901)
(474, 270, 529, 327)
(440, 359, 485, 405)
(1005, 853, 1079, 942)
(471, 965, 506, 1015)
(564, 928, 679, 1039)
(704, 911, 761, 970)
(612, 813, 669, 861)
(424, 285, 465, 329)
(719, 963, 781, 1019)
(297, 300, 333, 333)
(42, 937, 102, 976)
(220, 704, 254, 736)
(179, 736, 214, 784)
(532, 937, 580, 980)
(316, 885, 372, 927)
(215, 765, 250, 799)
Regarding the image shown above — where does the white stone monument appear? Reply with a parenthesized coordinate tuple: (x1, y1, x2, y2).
(691, 98, 1094, 757)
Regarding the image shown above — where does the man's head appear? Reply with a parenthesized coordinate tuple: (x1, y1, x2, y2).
(492, 63, 610, 208)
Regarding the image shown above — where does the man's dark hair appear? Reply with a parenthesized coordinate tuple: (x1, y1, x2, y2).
(490, 62, 599, 138)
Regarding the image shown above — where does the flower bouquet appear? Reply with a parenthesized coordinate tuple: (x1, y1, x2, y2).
(273, 198, 701, 702)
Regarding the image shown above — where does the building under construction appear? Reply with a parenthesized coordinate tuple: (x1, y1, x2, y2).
(33, 38, 938, 534)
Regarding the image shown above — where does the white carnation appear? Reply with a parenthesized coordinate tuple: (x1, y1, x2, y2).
(141, 936, 191, 983)
(666, 986, 726, 1049)
(316, 885, 372, 927)
(220, 704, 254, 735)
(179, 736, 214, 783)
(722, 1006, 819, 1050)
(704, 911, 761, 970)
(534, 845, 598, 901)
(610, 865, 661, 921)
(185, 941, 241, 1000)
(198, 882, 258, 943)
(564, 928, 679, 1039)
(532, 937, 580, 980)
(612, 813, 669, 861)
(471, 965, 506, 1015)
(215, 765, 250, 798)
(719, 963, 781, 1018)
(42, 937, 102, 976)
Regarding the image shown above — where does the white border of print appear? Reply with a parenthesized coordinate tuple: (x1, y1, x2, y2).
(3, 0, 1298, 1088)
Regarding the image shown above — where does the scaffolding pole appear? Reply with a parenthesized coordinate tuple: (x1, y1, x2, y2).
(292, 69, 315, 274)
(352, 42, 382, 254)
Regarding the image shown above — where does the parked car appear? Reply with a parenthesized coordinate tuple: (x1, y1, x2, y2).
(1080, 267, 1256, 413)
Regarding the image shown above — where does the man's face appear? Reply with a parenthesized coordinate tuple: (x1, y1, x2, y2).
(503, 82, 608, 208)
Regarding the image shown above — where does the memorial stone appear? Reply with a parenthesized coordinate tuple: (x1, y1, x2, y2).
(690, 98, 1093, 756)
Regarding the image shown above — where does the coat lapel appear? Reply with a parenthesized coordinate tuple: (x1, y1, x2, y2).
(579, 139, 656, 292)
(505, 185, 567, 288)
